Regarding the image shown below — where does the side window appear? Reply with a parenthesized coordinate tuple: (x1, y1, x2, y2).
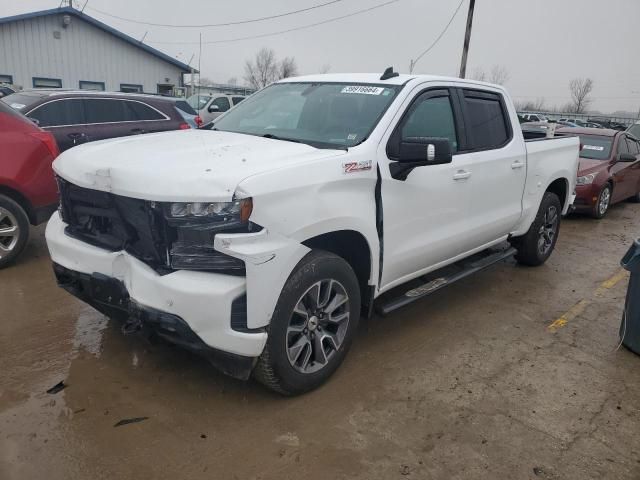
(232, 96, 245, 105)
(84, 99, 128, 123)
(29, 99, 84, 127)
(400, 94, 458, 152)
(618, 136, 630, 155)
(211, 96, 231, 112)
(625, 137, 639, 155)
(124, 101, 165, 121)
(461, 90, 510, 150)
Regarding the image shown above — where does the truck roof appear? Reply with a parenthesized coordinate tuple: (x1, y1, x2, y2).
(277, 73, 504, 90)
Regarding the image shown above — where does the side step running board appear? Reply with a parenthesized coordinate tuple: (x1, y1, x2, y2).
(376, 246, 517, 316)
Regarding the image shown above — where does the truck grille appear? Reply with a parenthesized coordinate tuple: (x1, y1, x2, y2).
(58, 178, 171, 272)
(57, 177, 247, 275)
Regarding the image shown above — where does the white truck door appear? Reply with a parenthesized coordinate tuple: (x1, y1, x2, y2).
(456, 88, 526, 242)
(378, 88, 476, 290)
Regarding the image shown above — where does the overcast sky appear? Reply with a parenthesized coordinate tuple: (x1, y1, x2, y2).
(5, 0, 640, 113)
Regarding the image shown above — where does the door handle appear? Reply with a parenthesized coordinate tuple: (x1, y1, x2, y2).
(453, 170, 471, 180)
(130, 128, 145, 134)
(67, 132, 87, 144)
(511, 161, 525, 169)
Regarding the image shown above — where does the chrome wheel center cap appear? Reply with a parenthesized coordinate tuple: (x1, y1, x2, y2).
(308, 316, 319, 331)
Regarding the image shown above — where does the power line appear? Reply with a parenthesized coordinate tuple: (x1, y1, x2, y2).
(146, 0, 401, 45)
(409, 0, 465, 73)
(84, 0, 344, 28)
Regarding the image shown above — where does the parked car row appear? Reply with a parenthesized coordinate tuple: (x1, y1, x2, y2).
(518, 112, 631, 131)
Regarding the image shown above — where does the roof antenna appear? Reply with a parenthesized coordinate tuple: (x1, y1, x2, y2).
(380, 66, 399, 81)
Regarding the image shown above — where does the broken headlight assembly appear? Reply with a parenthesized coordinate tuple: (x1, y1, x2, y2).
(161, 198, 256, 274)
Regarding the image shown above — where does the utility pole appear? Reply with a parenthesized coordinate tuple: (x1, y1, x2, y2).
(458, 0, 476, 79)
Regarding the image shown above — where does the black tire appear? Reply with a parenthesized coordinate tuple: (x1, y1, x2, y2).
(628, 191, 640, 203)
(591, 184, 612, 219)
(254, 250, 361, 395)
(511, 191, 561, 267)
(0, 194, 30, 269)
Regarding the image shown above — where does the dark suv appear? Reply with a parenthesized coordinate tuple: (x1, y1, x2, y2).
(1, 90, 197, 151)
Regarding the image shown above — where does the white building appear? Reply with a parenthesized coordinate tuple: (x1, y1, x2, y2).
(0, 6, 193, 95)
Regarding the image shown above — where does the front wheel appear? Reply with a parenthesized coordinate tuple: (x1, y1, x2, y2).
(591, 184, 612, 219)
(511, 191, 561, 267)
(254, 250, 361, 395)
(0, 194, 30, 269)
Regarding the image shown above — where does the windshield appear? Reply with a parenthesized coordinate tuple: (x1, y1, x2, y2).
(578, 135, 613, 160)
(212, 82, 401, 149)
(1, 93, 41, 111)
(186, 94, 211, 110)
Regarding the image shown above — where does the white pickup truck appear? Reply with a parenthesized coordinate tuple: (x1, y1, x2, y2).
(46, 71, 579, 395)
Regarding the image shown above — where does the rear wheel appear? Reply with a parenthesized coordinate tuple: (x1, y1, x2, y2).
(592, 184, 612, 219)
(254, 250, 360, 395)
(511, 191, 561, 266)
(0, 194, 30, 269)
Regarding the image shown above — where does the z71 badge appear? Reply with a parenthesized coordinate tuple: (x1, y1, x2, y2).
(343, 160, 373, 174)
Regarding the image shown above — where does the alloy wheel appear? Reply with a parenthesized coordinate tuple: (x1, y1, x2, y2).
(598, 187, 611, 216)
(0, 207, 20, 259)
(286, 279, 350, 374)
(537, 204, 558, 256)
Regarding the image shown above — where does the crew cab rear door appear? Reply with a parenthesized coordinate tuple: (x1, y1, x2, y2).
(454, 88, 526, 243)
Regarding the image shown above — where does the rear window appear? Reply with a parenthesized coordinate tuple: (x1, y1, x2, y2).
(461, 90, 510, 150)
(629, 124, 640, 139)
(579, 135, 613, 160)
(125, 101, 165, 120)
(1, 93, 41, 111)
(173, 100, 197, 115)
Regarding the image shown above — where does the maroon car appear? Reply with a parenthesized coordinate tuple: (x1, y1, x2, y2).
(558, 127, 640, 218)
(0, 100, 59, 268)
(1, 90, 197, 152)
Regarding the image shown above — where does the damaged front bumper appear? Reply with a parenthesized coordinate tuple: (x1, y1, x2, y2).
(46, 212, 268, 378)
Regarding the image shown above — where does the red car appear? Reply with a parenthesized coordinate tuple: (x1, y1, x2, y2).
(0, 100, 59, 268)
(558, 127, 640, 218)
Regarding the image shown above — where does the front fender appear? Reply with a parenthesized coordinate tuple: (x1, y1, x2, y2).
(214, 229, 310, 329)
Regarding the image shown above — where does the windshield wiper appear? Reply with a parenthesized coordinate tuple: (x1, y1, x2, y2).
(261, 133, 302, 144)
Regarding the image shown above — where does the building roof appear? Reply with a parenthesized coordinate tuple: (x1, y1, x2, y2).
(0, 7, 195, 73)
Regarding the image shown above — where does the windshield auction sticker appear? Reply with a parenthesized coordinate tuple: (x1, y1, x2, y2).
(582, 145, 604, 151)
(341, 86, 384, 95)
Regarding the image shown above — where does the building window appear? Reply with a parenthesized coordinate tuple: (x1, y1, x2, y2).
(120, 84, 143, 93)
(79, 80, 105, 91)
(33, 77, 62, 88)
(0, 74, 13, 84)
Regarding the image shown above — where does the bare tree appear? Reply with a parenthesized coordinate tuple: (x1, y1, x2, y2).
(319, 63, 332, 74)
(515, 97, 546, 112)
(279, 57, 298, 79)
(244, 48, 278, 89)
(568, 78, 594, 114)
(243, 48, 298, 89)
(198, 76, 214, 86)
(489, 65, 509, 85)
(226, 77, 238, 86)
(470, 67, 486, 82)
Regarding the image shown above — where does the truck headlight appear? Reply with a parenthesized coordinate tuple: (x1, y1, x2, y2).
(576, 173, 597, 185)
(166, 198, 253, 223)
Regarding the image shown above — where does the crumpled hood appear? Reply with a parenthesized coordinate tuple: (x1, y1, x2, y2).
(53, 129, 346, 201)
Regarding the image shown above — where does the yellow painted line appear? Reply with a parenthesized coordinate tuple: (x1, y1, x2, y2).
(548, 299, 590, 332)
(547, 269, 629, 332)
(595, 268, 628, 296)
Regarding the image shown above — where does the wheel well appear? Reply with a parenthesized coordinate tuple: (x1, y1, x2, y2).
(546, 178, 568, 210)
(0, 186, 34, 223)
(302, 230, 373, 307)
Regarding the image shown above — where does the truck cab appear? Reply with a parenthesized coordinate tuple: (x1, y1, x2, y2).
(46, 71, 579, 394)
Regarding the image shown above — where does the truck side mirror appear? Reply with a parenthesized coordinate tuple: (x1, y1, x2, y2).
(390, 137, 453, 181)
(208, 104, 220, 113)
(398, 137, 453, 164)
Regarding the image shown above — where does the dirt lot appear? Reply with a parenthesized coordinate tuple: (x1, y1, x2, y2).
(1, 203, 640, 480)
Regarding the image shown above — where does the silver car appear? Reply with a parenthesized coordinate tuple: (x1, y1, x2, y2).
(186, 93, 246, 125)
